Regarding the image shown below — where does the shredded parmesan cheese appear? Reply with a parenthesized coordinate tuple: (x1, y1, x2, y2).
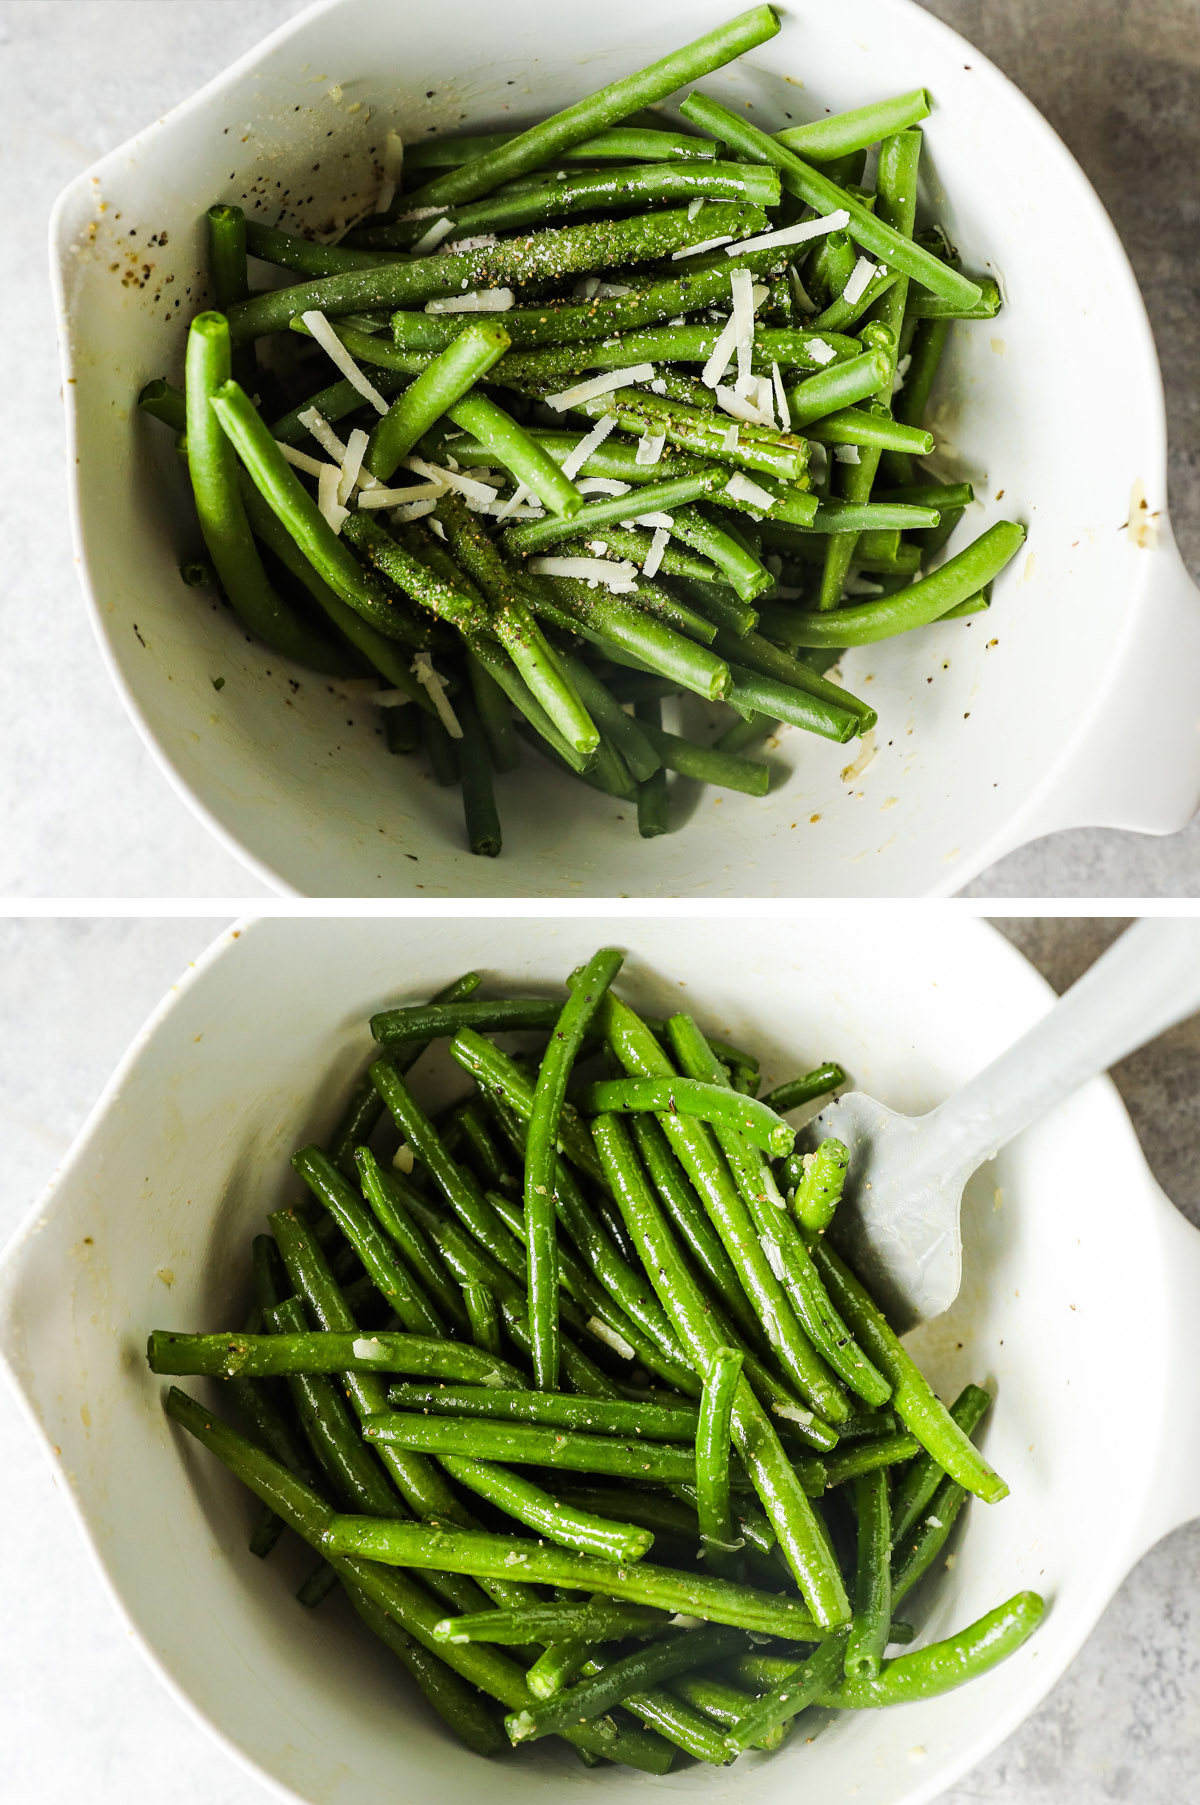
(789, 264, 817, 313)
(375, 130, 404, 215)
(701, 312, 740, 390)
(754, 373, 777, 424)
(726, 472, 777, 512)
(393, 1143, 414, 1173)
(576, 477, 631, 497)
(445, 232, 498, 255)
(686, 197, 705, 222)
(401, 456, 496, 504)
(834, 443, 862, 464)
(892, 351, 913, 394)
(317, 463, 349, 533)
(594, 281, 633, 298)
(352, 1337, 386, 1360)
(544, 365, 655, 411)
(529, 556, 639, 593)
(301, 311, 390, 415)
(337, 427, 370, 506)
(368, 689, 417, 708)
(390, 498, 437, 523)
(410, 216, 455, 255)
(586, 1317, 636, 1360)
(730, 267, 755, 394)
(772, 1402, 814, 1427)
(643, 523, 671, 578)
(298, 406, 349, 464)
(277, 443, 334, 480)
(356, 483, 444, 507)
(715, 385, 774, 428)
(727, 208, 850, 257)
(412, 651, 462, 737)
(635, 430, 667, 466)
(671, 234, 734, 259)
(759, 1235, 786, 1281)
(561, 413, 617, 478)
(771, 360, 792, 430)
(722, 423, 740, 453)
(842, 256, 877, 305)
(495, 480, 533, 521)
(806, 338, 837, 367)
(425, 289, 515, 313)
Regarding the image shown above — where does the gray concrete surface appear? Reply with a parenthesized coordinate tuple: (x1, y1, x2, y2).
(1, 916, 1198, 1801)
(1, 0, 1196, 896)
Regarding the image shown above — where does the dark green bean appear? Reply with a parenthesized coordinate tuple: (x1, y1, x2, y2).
(722, 1627, 851, 1753)
(386, 1383, 696, 1439)
(364, 1411, 702, 1481)
(438, 1454, 654, 1562)
(761, 1065, 846, 1113)
(635, 696, 671, 838)
(846, 1468, 891, 1678)
(292, 1145, 446, 1336)
(365, 319, 511, 481)
(402, 124, 719, 171)
(436, 1599, 670, 1645)
(504, 1624, 746, 1744)
(355, 1150, 471, 1330)
(696, 1347, 743, 1563)
(344, 1581, 508, 1756)
(147, 1328, 521, 1384)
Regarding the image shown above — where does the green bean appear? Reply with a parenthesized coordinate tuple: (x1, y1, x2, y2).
(138, 377, 188, 432)
(666, 1015, 888, 1407)
(551, 523, 719, 583)
(291, 1146, 446, 1336)
(804, 228, 858, 309)
(327, 1510, 830, 1637)
(455, 694, 502, 858)
(801, 407, 933, 453)
(696, 1348, 743, 1563)
(227, 202, 767, 342)
(182, 319, 347, 670)
(887, 317, 951, 485)
(525, 947, 625, 1389)
(206, 377, 431, 647)
(592, 1000, 848, 1423)
(371, 997, 559, 1044)
(401, 8, 779, 211)
(761, 1065, 846, 1113)
(207, 204, 251, 309)
(548, 386, 808, 484)
(436, 1599, 670, 1645)
(724, 664, 859, 743)
(505, 1624, 746, 1744)
(403, 125, 720, 172)
(908, 278, 1002, 319)
(503, 471, 721, 558)
(295, 1559, 341, 1608)
(386, 1383, 694, 1440)
(364, 1412, 704, 1481)
(431, 495, 599, 754)
(722, 1627, 851, 1753)
(445, 391, 584, 519)
(528, 577, 732, 703)
(890, 1471, 968, 1606)
(818, 1592, 1044, 1706)
(615, 1680, 732, 1764)
(336, 511, 488, 634)
(813, 1243, 1008, 1503)
(706, 620, 876, 732)
(438, 1454, 654, 1562)
(672, 1673, 786, 1750)
(787, 349, 893, 425)
(776, 89, 931, 161)
(788, 1136, 849, 1234)
(581, 1076, 793, 1156)
(467, 652, 520, 773)
(810, 499, 938, 532)
(364, 320, 510, 481)
(550, 652, 661, 783)
(668, 507, 776, 600)
(680, 92, 980, 309)
(785, 520, 1025, 645)
(633, 722, 769, 797)
(366, 162, 781, 247)
(845, 1469, 891, 1678)
(147, 1327, 519, 1384)
(891, 1384, 993, 1543)
(244, 218, 394, 275)
(461, 1281, 501, 1354)
(270, 367, 409, 443)
(635, 696, 671, 838)
(877, 480, 974, 511)
(344, 1581, 508, 1756)
(354, 1156, 468, 1337)
(591, 1115, 849, 1628)
(164, 1390, 672, 1772)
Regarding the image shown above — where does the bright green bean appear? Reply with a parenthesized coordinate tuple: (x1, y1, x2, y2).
(435, 1599, 670, 1645)
(696, 1347, 743, 1562)
(438, 1454, 653, 1562)
(892, 1383, 993, 1543)
(761, 1065, 846, 1113)
(846, 1468, 891, 1678)
(775, 89, 931, 160)
(504, 1624, 746, 1744)
(365, 320, 510, 480)
(580, 1076, 794, 1156)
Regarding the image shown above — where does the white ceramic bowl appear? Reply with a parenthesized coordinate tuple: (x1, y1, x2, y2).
(3, 914, 1199, 1805)
(51, 0, 1198, 902)
(50, 0, 1200, 896)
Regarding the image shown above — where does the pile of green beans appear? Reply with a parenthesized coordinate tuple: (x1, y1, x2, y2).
(151, 954, 1042, 1772)
(137, 7, 1022, 859)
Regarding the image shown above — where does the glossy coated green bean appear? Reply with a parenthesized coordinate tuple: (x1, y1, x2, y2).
(403, 124, 719, 171)
(438, 1454, 653, 1562)
(528, 577, 732, 703)
(468, 652, 521, 772)
(364, 1411, 703, 1481)
(462, 1280, 503, 1353)
(907, 278, 1001, 319)
(814, 1243, 1009, 1503)
(581, 1076, 794, 1156)
(696, 1347, 743, 1561)
(147, 1328, 521, 1384)
(387, 1383, 696, 1438)
(591, 1114, 849, 1629)
(446, 391, 585, 518)
(775, 90, 931, 161)
(456, 694, 503, 858)
(365, 319, 510, 480)
(371, 997, 560, 1044)
(761, 1065, 846, 1112)
(802, 407, 933, 452)
(549, 386, 808, 484)
(846, 1468, 891, 1678)
(505, 1623, 746, 1744)
(355, 1148, 472, 1330)
(785, 520, 1025, 646)
(722, 1627, 850, 1753)
(344, 1581, 508, 1756)
(164, 1390, 672, 1772)
(402, 8, 779, 210)
(891, 1383, 992, 1543)
(292, 1145, 445, 1336)
(679, 93, 980, 308)
(890, 1470, 967, 1606)
(788, 1137, 849, 1234)
(817, 1592, 1044, 1706)
(436, 1599, 670, 1645)
(503, 472, 720, 558)
(227, 202, 767, 342)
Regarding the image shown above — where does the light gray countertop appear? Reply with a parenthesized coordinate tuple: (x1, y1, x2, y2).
(1, 0, 1197, 898)
(1, 915, 1198, 1801)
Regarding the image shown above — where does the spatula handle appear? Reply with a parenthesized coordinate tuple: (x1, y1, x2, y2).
(926, 919, 1200, 1177)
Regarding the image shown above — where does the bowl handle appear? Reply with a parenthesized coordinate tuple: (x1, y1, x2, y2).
(1132, 1188, 1200, 1557)
(1008, 532, 1200, 845)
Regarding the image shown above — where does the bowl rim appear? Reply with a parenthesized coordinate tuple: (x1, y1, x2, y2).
(46, 1, 1172, 895)
(0, 911, 1181, 1805)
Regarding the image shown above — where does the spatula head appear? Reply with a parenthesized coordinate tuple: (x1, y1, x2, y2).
(811, 1091, 965, 1332)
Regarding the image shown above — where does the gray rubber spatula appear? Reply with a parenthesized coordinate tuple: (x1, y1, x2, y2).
(813, 919, 1200, 1333)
